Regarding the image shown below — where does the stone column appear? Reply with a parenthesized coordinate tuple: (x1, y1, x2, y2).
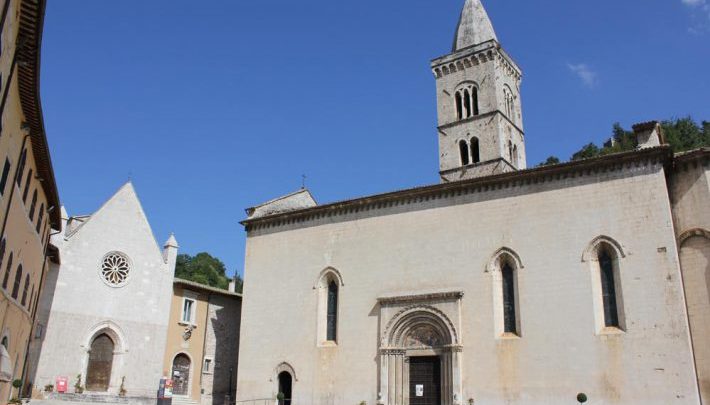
(403, 357, 410, 405)
(395, 354, 403, 405)
(452, 346, 463, 405)
(379, 351, 388, 405)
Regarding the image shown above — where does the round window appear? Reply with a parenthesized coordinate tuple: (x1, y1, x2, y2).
(100, 252, 131, 287)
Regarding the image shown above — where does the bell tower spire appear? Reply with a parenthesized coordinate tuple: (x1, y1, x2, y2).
(432, 0, 526, 183)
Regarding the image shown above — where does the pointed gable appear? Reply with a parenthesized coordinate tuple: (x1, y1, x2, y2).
(453, 0, 498, 51)
(64, 182, 165, 263)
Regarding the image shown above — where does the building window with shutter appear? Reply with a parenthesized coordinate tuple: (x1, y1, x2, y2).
(181, 297, 196, 325)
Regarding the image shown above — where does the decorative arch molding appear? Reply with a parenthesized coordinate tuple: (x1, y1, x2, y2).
(382, 305, 459, 348)
(582, 235, 626, 263)
(678, 228, 710, 246)
(271, 362, 298, 382)
(82, 320, 128, 353)
(455, 80, 480, 91)
(486, 247, 524, 273)
(313, 266, 344, 289)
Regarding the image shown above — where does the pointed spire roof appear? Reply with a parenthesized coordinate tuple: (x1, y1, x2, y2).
(164, 233, 179, 249)
(452, 0, 498, 52)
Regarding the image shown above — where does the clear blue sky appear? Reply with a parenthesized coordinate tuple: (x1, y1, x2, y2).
(41, 1, 710, 277)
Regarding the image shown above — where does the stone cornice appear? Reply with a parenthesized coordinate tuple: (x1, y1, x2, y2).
(377, 291, 465, 305)
(430, 40, 522, 81)
(241, 146, 673, 231)
(17, 0, 61, 227)
(437, 109, 524, 135)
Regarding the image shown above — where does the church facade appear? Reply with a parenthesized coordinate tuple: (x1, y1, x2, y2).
(236, 1, 710, 404)
(28, 182, 176, 399)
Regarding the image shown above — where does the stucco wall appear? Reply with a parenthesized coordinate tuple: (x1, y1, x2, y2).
(671, 156, 710, 403)
(237, 161, 699, 405)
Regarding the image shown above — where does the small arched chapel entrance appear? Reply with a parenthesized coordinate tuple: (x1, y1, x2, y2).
(378, 291, 464, 405)
(172, 354, 191, 396)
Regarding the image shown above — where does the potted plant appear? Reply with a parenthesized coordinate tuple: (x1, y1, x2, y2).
(44, 384, 54, 393)
(276, 392, 285, 405)
(74, 374, 84, 394)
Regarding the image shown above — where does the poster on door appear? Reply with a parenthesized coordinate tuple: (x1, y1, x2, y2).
(416, 385, 424, 397)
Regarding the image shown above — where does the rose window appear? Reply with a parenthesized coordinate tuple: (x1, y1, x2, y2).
(101, 252, 131, 287)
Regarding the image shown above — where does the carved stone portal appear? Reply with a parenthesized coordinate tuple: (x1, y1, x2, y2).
(377, 291, 464, 405)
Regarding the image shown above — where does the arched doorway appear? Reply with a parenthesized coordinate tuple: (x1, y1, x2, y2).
(86, 334, 114, 391)
(277, 371, 292, 405)
(172, 354, 191, 396)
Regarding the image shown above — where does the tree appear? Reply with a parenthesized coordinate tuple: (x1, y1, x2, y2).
(174, 252, 241, 291)
(569, 117, 708, 162)
(571, 143, 600, 161)
(537, 156, 561, 167)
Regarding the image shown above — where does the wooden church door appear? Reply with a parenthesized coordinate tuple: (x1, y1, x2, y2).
(86, 334, 114, 391)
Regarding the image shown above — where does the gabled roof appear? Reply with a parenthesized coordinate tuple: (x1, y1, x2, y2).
(246, 188, 317, 219)
(174, 278, 242, 298)
(452, 0, 498, 52)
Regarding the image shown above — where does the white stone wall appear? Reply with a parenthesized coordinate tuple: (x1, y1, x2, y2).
(32, 183, 174, 398)
(237, 162, 700, 405)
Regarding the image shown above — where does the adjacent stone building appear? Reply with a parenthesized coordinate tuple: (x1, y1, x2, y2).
(236, 1, 709, 404)
(0, 0, 61, 401)
(164, 278, 241, 405)
(28, 183, 175, 399)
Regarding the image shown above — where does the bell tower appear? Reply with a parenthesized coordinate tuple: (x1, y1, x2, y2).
(431, 0, 525, 182)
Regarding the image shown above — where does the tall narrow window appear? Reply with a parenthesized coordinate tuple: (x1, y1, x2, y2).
(459, 140, 470, 165)
(0, 158, 10, 196)
(512, 145, 519, 167)
(455, 92, 463, 121)
(181, 297, 195, 324)
(472, 87, 479, 116)
(21, 274, 29, 307)
(28, 190, 37, 221)
(2, 252, 12, 289)
(326, 280, 338, 342)
(12, 264, 22, 300)
(470, 137, 480, 164)
(16, 149, 26, 187)
(502, 263, 517, 334)
(28, 285, 35, 314)
(508, 141, 514, 162)
(22, 169, 32, 203)
(36, 204, 44, 233)
(599, 250, 620, 327)
(463, 89, 472, 118)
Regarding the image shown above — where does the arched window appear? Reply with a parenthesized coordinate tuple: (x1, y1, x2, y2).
(12, 264, 22, 300)
(278, 371, 293, 405)
(22, 168, 32, 203)
(599, 249, 620, 328)
(470, 137, 480, 164)
(21, 274, 29, 307)
(16, 149, 26, 187)
(0, 336, 7, 349)
(463, 89, 472, 118)
(28, 190, 37, 221)
(327, 281, 338, 342)
(459, 140, 470, 166)
(472, 87, 479, 116)
(488, 248, 523, 338)
(36, 204, 44, 233)
(2, 252, 12, 290)
(455, 91, 463, 121)
(502, 263, 517, 334)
